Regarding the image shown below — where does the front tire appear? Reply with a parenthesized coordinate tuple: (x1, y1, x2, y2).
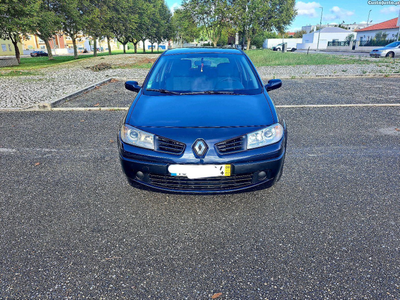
(386, 52, 395, 58)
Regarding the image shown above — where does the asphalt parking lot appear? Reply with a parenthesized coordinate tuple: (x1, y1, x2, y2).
(1, 78, 399, 299)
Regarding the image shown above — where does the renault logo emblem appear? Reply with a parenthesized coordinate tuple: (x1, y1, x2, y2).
(192, 139, 208, 158)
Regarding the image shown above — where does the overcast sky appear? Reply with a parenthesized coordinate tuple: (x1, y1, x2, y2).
(165, 0, 400, 32)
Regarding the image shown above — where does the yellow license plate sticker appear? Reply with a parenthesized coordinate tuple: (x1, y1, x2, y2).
(224, 164, 231, 176)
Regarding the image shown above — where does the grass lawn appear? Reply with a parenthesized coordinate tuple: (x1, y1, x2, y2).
(0, 49, 163, 74)
(246, 49, 373, 67)
(0, 48, 392, 75)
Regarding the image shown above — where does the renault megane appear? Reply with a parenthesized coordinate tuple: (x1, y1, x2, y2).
(118, 48, 286, 193)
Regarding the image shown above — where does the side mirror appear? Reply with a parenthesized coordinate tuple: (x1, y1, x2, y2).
(125, 81, 141, 92)
(265, 79, 282, 92)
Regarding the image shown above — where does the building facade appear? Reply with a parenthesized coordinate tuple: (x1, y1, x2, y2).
(0, 38, 23, 56)
(297, 27, 355, 50)
(355, 17, 399, 44)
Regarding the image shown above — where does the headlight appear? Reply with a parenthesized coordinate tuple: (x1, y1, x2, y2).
(247, 123, 283, 149)
(120, 124, 154, 150)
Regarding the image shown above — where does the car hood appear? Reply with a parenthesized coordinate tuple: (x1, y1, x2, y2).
(127, 93, 274, 128)
(372, 47, 391, 51)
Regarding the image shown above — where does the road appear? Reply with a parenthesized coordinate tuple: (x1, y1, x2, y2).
(1, 78, 399, 299)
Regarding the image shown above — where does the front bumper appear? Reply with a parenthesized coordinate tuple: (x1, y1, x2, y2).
(370, 52, 385, 58)
(119, 138, 286, 193)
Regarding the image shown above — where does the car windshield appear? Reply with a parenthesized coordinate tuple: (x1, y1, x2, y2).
(144, 53, 262, 95)
(386, 41, 400, 48)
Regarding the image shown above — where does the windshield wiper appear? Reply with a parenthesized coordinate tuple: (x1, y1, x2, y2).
(146, 88, 181, 95)
(180, 91, 240, 95)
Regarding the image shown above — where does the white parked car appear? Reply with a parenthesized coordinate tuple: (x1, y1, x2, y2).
(272, 43, 297, 52)
(370, 41, 400, 58)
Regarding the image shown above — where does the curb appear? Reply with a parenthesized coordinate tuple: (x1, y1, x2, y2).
(35, 77, 114, 110)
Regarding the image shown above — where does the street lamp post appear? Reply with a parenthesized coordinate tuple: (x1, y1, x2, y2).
(316, 7, 323, 51)
(367, 9, 372, 26)
(397, 10, 400, 41)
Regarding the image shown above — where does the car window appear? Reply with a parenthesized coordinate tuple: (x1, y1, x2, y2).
(386, 41, 400, 48)
(144, 53, 262, 95)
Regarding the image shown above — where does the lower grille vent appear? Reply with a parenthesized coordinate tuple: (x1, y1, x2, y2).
(148, 173, 253, 191)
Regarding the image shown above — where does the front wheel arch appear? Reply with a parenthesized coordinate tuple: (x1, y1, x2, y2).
(386, 52, 395, 58)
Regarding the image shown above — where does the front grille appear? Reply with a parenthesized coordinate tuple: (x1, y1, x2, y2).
(148, 173, 253, 191)
(156, 136, 185, 155)
(216, 136, 246, 154)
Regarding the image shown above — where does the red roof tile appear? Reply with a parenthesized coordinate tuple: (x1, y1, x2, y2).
(356, 17, 398, 32)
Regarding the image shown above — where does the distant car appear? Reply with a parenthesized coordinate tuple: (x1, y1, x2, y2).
(273, 43, 296, 52)
(30, 51, 48, 57)
(118, 48, 287, 193)
(370, 41, 400, 58)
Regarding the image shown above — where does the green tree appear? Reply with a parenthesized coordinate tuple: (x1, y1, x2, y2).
(58, 0, 86, 59)
(108, 0, 137, 53)
(147, 0, 163, 52)
(155, 0, 173, 51)
(172, 8, 200, 46)
(232, 0, 296, 50)
(139, 0, 153, 53)
(128, 2, 147, 53)
(83, 0, 106, 56)
(345, 33, 354, 43)
(375, 31, 388, 41)
(29, 0, 62, 60)
(183, 0, 230, 47)
(251, 31, 270, 48)
(338, 21, 346, 29)
(293, 30, 306, 38)
(0, 0, 40, 63)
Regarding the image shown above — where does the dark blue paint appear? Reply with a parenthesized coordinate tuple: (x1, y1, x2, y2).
(118, 48, 286, 193)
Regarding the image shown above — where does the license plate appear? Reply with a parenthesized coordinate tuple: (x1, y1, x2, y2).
(168, 164, 231, 179)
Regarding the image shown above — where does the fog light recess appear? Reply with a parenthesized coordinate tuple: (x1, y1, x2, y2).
(136, 171, 144, 180)
(258, 171, 267, 181)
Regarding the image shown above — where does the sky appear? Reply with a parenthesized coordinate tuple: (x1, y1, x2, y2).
(165, 0, 400, 32)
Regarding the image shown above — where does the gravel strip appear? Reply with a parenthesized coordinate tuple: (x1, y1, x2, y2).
(1, 54, 399, 109)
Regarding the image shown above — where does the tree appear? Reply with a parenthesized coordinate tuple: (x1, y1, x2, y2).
(138, 0, 153, 53)
(146, 0, 163, 52)
(375, 31, 388, 41)
(345, 33, 354, 43)
(183, 0, 230, 47)
(83, 0, 104, 56)
(153, 0, 173, 51)
(0, 0, 40, 63)
(108, 0, 136, 53)
(338, 21, 346, 29)
(29, 0, 62, 60)
(293, 30, 306, 38)
(231, 0, 297, 50)
(58, 0, 86, 59)
(172, 8, 200, 46)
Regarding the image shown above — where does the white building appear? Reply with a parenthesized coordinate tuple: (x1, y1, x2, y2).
(297, 27, 355, 50)
(302, 23, 372, 34)
(355, 17, 399, 45)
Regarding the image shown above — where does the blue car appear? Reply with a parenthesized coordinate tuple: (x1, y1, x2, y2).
(118, 48, 286, 193)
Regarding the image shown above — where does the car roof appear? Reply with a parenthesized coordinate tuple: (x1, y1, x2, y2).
(163, 48, 243, 56)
